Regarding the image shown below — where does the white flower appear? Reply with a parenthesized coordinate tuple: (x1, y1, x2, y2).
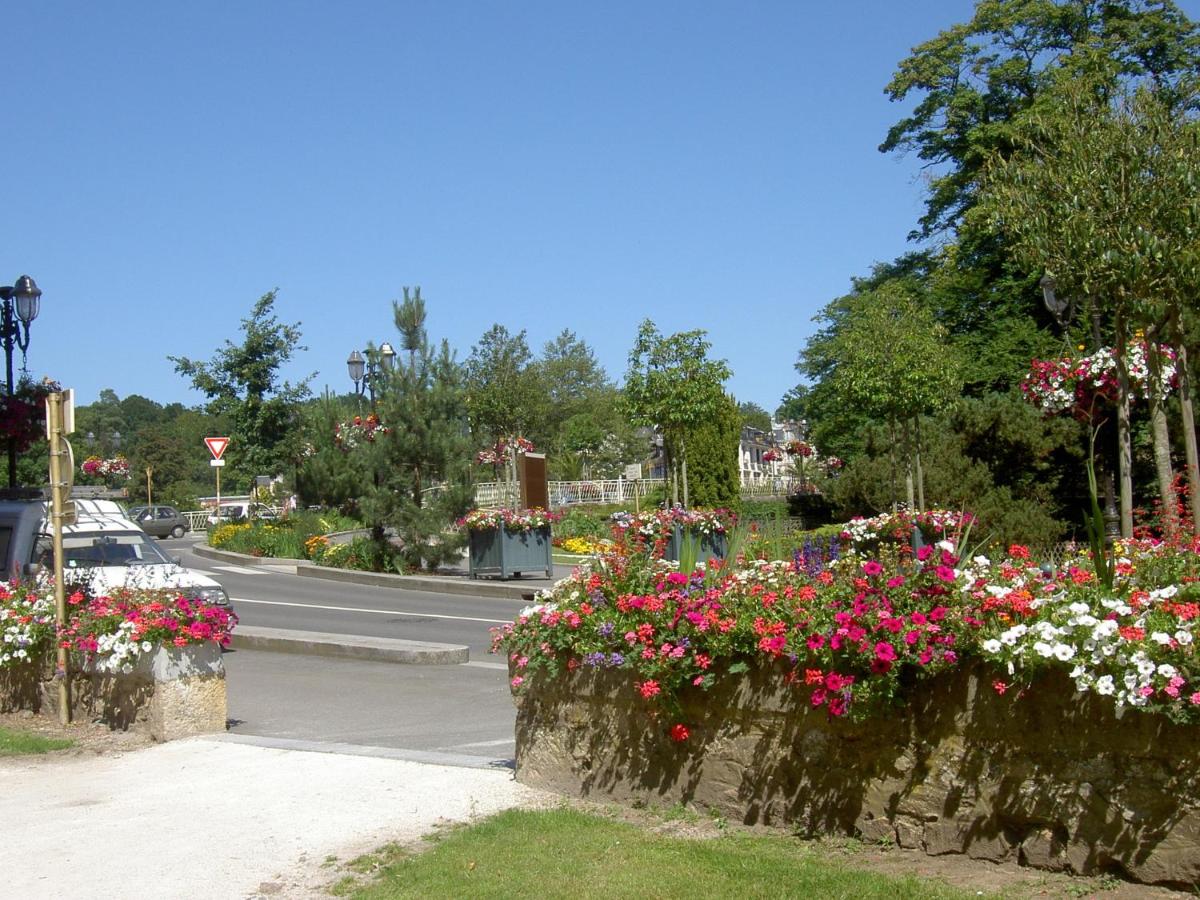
(141, 641, 153, 652)
(1068, 602, 1090, 616)
(1156, 663, 1177, 679)
(1136, 658, 1157, 677)
(1033, 641, 1055, 658)
(1053, 643, 1076, 662)
(1151, 631, 1173, 646)
(1095, 675, 1116, 695)
(981, 639, 1002, 654)
(1174, 630, 1193, 645)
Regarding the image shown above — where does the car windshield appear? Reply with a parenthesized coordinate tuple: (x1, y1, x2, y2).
(60, 531, 174, 568)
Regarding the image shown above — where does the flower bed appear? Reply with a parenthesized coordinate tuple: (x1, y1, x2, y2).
(493, 513, 1200, 885)
(1, 581, 235, 737)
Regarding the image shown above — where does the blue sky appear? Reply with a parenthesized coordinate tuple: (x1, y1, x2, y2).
(8, 1, 1192, 415)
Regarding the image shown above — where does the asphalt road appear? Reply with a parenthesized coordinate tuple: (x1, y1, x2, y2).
(158, 534, 530, 760)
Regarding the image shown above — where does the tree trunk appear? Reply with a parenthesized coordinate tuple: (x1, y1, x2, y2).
(1114, 316, 1134, 538)
(1145, 339, 1180, 539)
(914, 416, 926, 512)
(888, 419, 899, 512)
(681, 436, 689, 509)
(1169, 310, 1200, 532)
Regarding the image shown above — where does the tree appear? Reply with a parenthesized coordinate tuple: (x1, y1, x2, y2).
(464, 325, 542, 443)
(623, 320, 731, 508)
(881, 0, 1200, 239)
(816, 283, 964, 510)
(170, 290, 313, 489)
(681, 394, 742, 510)
(978, 75, 1200, 536)
(357, 287, 475, 572)
(737, 401, 772, 434)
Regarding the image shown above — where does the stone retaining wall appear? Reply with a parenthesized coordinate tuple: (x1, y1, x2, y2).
(1, 644, 227, 741)
(512, 661, 1200, 888)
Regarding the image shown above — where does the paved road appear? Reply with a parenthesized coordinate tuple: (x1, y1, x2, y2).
(157, 534, 531, 760)
(170, 535, 530, 658)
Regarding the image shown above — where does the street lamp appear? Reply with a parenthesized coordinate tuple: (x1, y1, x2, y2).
(346, 342, 395, 407)
(1040, 273, 1071, 329)
(1, 274, 42, 488)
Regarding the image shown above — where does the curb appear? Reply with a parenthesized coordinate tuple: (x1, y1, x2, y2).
(295, 565, 551, 601)
(231, 625, 468, 665)
(195, 542, 559, 601)
(193, 545, 314, 568)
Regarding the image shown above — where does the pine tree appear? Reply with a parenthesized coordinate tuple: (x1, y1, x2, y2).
(358, 287, 475, 572)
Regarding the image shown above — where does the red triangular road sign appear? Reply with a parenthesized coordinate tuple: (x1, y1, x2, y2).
(204, 437, 230, 461)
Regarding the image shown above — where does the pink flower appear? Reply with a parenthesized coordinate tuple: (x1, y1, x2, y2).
(862, 560, 883, 577)
(873, 641, 896, 662)
(1190, 692, 1200, 706)
(511, 676, 524, 688)
(810, 687, 827, 707)
(806, 633, 825, 651)
(917, 545, 933, 561)
(935, 565, 957, 583)
(638, 680, 661, 699)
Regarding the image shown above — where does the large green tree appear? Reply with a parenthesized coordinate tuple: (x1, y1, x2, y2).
(811, 283, 964, 510)
(357, 287, 475, 572)
(464, 324, 546, 455)
(882, 0, 1200, 239)
(170, 290, 313, 490)
(624, 320, 731, 508)
(978, 75, 1200, 536)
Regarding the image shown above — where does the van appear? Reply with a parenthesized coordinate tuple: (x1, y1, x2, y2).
(0, 499, 231, 609)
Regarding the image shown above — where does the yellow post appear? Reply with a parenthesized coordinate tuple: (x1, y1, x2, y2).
(46, 391, 71, 725)
(146, 466, 153, 506)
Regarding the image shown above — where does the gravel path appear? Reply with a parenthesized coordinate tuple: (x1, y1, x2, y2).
(0, 737, 550, 898)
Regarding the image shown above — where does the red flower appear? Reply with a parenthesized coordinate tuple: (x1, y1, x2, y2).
(670, 723, 690, 742)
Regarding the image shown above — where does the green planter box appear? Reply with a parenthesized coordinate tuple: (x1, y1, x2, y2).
(468, 525, 553, 580)
(664, 526, 727, 564)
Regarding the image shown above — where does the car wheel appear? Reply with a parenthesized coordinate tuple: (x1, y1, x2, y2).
(171, 525, 186, 539)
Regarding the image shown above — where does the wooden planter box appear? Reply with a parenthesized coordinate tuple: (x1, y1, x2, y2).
(468, 525, 553, 580)
(663, 526, 727, 564)
(512, 660, 1200, 889)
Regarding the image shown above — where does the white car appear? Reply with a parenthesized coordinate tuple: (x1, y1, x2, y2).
(36, 502, 231, 609)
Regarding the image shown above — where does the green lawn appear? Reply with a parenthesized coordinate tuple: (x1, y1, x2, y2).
(340, 808, 984, 899)
(0, 725, 74, 756)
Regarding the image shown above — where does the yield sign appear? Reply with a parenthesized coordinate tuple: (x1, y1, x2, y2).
(204, 437, 230, 461)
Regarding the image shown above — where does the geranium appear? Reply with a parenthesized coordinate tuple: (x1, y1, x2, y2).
(1, 582, 236, 674)
(1021, 340, 1176, 420)
(459, 507, 562, 532)
(0, 378, 58, 454)
(762, 449, 782, 463)
(786, 440, 813, 457)
(492, 513, 1200, 737)
(335, 413, 390, 450)
(81, 455, 131, 479)
(476, 436, 535, 466)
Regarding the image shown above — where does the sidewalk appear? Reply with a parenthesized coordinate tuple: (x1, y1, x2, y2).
(0, 736, 550, 899)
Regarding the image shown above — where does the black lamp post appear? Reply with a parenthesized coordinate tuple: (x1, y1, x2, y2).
(347, 342, 395, 408)
(1041, 271, 1119, 540)
(0, 275, 42, 488)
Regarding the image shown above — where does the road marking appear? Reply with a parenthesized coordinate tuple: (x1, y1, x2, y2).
(461, 661, 508, 670)
(212, 565, 268, 576)
(441, 738, 514, 749)
(230, 596, 511, 624)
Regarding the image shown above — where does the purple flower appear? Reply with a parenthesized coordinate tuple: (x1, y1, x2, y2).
(598, 621, 615, 637)
(583, 652, 606, 667)
(607, 652, 625, 667)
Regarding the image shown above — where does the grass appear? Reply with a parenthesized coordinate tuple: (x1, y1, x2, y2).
(340, 807, 984, 899)
(0, 725, 74, 756)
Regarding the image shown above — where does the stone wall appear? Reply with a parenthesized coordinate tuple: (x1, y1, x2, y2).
(512, 661, 1200, 889)
(1, 644, 227, 741)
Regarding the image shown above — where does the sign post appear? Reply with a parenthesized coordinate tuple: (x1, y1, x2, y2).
(205, 437, 230, 519)
(45, 391, 75, 724)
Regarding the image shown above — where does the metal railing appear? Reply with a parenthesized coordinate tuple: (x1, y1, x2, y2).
(474, 479, 666, 509)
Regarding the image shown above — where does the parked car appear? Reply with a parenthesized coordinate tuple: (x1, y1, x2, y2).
(0, 499, 231, 610)
(206, 501, 280, 527)
(128, 505, 191, 539)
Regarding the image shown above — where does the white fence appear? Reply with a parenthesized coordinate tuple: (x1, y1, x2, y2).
(473, 476, 807, 509)
(473, 479, 665, 509)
